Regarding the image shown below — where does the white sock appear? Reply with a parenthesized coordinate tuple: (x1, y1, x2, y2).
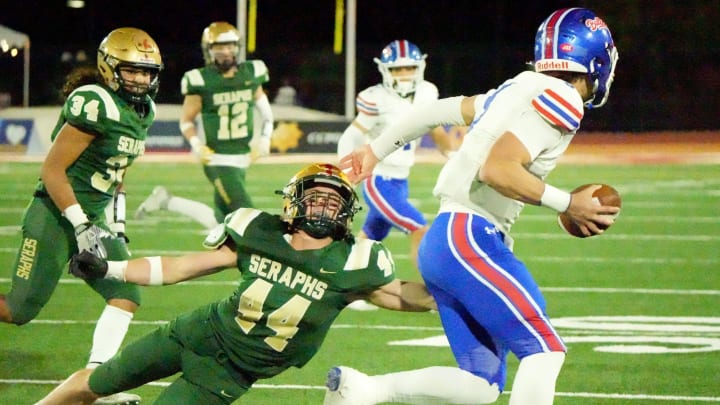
(86, 305, 133, 368)
(509, 352, 565, 405)
(373, 366, 500, 404)
(166, 196, 219, 230)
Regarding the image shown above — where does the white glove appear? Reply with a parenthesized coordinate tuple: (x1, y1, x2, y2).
(189, 136, 214, 165)
(74, 223, 112, 259)
(250, 136, 271, 161)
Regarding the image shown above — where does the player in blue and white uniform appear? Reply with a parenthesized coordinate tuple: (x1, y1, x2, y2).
(327, 8, 621, 404)
(337, 40, 455, 275)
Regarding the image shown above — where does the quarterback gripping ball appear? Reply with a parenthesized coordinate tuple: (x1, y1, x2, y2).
(558, 184, 622, 238)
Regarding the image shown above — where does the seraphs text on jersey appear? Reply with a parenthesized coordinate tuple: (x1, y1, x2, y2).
(248, 254, 328, 300)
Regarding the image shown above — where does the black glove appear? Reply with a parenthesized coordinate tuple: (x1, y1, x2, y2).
(69, 251, 109, 280)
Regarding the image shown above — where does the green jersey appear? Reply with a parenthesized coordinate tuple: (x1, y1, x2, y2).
(181, 61, 269, 154)
(38, 83, 154, 218)
(206, 208, 395, 378)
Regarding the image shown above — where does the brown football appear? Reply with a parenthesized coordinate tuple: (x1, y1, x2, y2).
(557, 184, 622, 238)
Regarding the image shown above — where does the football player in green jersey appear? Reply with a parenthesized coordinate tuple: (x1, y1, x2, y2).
(135, 21, 275, 231)
(0, 27, 163, 405)
(36, 163, 435, 405)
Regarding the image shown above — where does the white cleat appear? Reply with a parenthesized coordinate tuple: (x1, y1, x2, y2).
(93, 392, 141, 405)
(134, 186, 171, 219)
(345, 300, 379, 311)
(323, 366, 374, 405)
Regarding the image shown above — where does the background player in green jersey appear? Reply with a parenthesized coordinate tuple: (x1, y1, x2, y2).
(0, 27, 163, 405)
(36, 163, 435, 405)
(135, 21, 275, 231)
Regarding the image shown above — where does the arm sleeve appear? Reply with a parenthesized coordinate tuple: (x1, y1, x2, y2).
(337, 123, 367, 159)
(369, 96, 466, 160)
(254, 93, 274, 138)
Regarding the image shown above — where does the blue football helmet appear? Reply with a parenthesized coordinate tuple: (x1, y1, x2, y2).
(534, 8, 619, 108)
(374, 39, 427, 97)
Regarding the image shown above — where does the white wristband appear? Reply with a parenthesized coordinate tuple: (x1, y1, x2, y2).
(180, 121, 195, 133)
(106, 260, 128, 282)
(146, 256, 163, 285)
(63, 204, 89, 228)
(540, 184, 571, 213)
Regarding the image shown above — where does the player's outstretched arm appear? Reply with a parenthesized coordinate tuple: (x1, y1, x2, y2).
(365, 279, 437, 312)
(70, 244, 237, 285)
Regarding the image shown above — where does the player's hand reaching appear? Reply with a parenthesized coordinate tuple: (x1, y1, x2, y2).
(74, 223, 112, 258)
(339, 144, 380, 184)
(69, 251, 109, 280)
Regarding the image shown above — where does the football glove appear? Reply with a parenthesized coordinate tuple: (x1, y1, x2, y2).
(250, 136, 271, 161)
(74, 222, 112, 259)
(190, 138, 215, 165)
(69, 251, 109, 280)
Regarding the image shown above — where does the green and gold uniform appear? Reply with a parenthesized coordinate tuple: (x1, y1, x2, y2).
(181, 61, 270, 221)
(89, 209, 395, 404)
(6, 83, 153, 324)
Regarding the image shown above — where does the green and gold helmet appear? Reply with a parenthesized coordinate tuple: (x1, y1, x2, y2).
(97, 27, 163, 104)
(279, 163, 359, 241)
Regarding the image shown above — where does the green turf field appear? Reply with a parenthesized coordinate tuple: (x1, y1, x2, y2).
(1, 160, 718, 404)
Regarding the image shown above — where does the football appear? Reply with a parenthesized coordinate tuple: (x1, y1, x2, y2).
(558, 184, 622, 238)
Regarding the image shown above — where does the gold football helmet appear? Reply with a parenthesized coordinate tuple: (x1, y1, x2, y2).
(278, 163, 359, 241)
(97, 27, 163, 104)
(201, 21, 242, 71)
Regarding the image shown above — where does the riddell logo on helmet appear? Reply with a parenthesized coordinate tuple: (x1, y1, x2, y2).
(535, 60, 570, 70)
(585, 17, 608, 31)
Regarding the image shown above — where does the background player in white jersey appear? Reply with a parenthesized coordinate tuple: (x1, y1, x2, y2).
(327, 8, 620, 404)
(337, 40, 455, 311)
(135, 22, 274, 231)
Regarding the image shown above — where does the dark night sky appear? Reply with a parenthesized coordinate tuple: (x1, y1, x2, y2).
(2, 0, 719, 130)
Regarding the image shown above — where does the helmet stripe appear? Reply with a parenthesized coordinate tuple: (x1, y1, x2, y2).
(397, 40, 407, 58)
(543, 8, 575, 59)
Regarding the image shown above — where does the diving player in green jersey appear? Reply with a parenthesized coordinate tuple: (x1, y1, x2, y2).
(37, 163, 435, 405)
(0, 27, 163, 405)
(135, 21, 275, 230)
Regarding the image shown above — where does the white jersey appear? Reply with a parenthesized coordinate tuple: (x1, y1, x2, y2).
(354, 81, 439, 178)
(435, 71, 585, 234)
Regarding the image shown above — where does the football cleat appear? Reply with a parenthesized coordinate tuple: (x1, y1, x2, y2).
(134, 186, 171, 219)
(323, 366, 374, 405)
(93, 392, 141, 405)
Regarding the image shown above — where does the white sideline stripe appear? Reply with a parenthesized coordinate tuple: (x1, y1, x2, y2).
(1, 379, 718, 402)
(1, 278, 719, 295)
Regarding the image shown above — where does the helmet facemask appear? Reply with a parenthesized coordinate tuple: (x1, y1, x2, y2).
(279, 164, 359, 241)
(586, 46, 618, 109)
(113, 63, 161, 104)
(208, 42, 240, 72)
